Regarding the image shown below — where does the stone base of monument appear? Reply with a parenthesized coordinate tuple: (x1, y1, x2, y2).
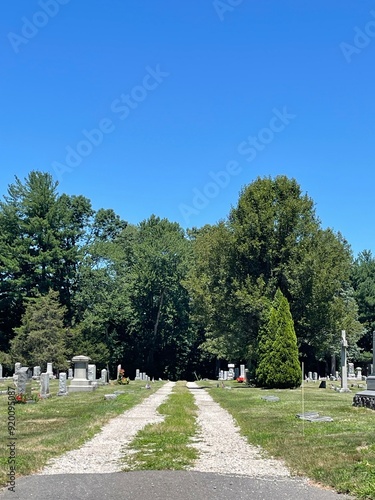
(353, 390, 375, 410)
(68, 379, 97, 392)
(366, 375, 375, 391)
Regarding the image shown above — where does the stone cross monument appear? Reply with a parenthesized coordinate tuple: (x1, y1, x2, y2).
(340, 330, 350, 392)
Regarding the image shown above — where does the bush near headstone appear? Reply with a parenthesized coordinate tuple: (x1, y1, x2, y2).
(117, 368, 129, 385)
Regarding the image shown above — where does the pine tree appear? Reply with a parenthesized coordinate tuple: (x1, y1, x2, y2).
(10, 290, 68, 370)
(256, 289, 301, 388)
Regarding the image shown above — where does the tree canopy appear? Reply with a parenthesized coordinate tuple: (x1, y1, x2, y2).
(0, 171, 370, 378)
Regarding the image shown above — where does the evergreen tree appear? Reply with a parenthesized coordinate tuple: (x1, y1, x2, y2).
(256, 289, 301, 388)
(10, 290, 68, 370)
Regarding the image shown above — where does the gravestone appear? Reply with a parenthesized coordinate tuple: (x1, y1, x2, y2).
(68, 368, 73, 379)
(348, 362, 355, 379)
(261, 395, 280, 402)
(135, 369, 141, 380)
(40, 373, 50, 398)
(234, 367, 239, 379)
(353, 332, 375, 409)
(0, 363, 2, 379)
(228, 363, 235, 380)
(223, 371, 228, 381)
(308, 371, 313, 380)
(58, 373, 68, 396)
(101, 368, 108, 384)
(33, 366, 41, 378)
(356, 367, 362, 380)
(17, 367, 28, 394)
(117, 364, 122, 380)
(219, 370, 224, 380)
(88, 364, 96, 382)
(104, 394, 117, 400)
(313, 372, 318, 381)
(46, 362, 54, 379)
(69, 355, 96, 392)
(296, 411, 333, 422)
(340, 330, 350, 392)
(13, 362, 21, 383)
(240, 364, 245, 379)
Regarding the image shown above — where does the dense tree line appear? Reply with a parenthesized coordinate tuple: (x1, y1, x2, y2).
(0, 171, 373, 381)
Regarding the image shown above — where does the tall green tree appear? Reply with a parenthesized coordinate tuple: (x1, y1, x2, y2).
(351, 250, 375, 356)
(10, 290, 68, 370)
(116, 216, 194, 379)
(0, 171, 93, 349)
(189, 176, 360, 371)
(256, 289, 301, 388)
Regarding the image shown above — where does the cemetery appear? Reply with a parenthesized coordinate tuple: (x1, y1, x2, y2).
(0, 176, 375, 499)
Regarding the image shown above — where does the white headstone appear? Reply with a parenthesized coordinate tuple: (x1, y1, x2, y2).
(308, 371, 313, 380)
(88, 364, 96, 382)
(68, 368, 73, 379)
(223, 371, 228, 380)
(33, 366, 41, 377)
(58, 373, 68, 396)
(46, 362, 53, 379)
(356, 367, 362, 380)
(101, 368, 107, 384)
(240, 364, 245, 379)
(313, 372, 318, 381)
(17, 367, 28, 394)
(117, 364, 122, 379)
(14, 362, 21, 376)
(40, 373, 50, 398)
(348, 362, 355, 378)
(135, 369, 141, 380)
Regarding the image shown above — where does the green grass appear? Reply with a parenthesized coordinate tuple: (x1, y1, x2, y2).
(197, 380, 375, 499)
(121, 381, 198, 470)
(0, 379, 165, 486)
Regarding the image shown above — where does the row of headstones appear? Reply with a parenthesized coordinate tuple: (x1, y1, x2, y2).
(218, 364, 246, 381)
(307, 364, 372, 382)
(14, 365, 109, 399)
(16, 368, 54, 399)
(134, 369, 150, 381)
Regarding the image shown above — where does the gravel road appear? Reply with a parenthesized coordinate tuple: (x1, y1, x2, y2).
(38, 381, 175, 474)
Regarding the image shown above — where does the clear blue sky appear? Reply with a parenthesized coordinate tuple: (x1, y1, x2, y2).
(1, 1, 374, 257)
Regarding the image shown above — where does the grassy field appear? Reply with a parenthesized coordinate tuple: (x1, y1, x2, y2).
(197, 380, 375, 499)
(0, 378, 165, 487)
(121, 380, 198, 470)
